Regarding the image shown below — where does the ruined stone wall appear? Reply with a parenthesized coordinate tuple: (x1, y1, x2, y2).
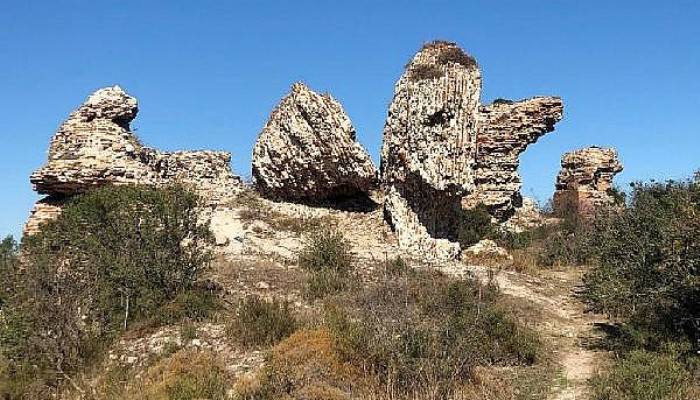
(31, 86, 157, 195)
(465, 97, 563, 220)
(144, 150, 241, 205)
(252, 82, 377, 201)
(553, 146, 623, 216)
(25, 86, 241, 236)
(381, 41, 563, 259)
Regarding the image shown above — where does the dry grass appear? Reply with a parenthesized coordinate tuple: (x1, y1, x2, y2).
(409, 64, 444, 81)
(60, 349, 231, 400)
(123, 349, 230, 400)
(231, 188, 329, 235)
(227, 295, 297, 348)
(235, 328, 361, 400)
(210, 256, 304, 300)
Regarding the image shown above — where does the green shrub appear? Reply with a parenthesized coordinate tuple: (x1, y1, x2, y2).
(591, 350, 698, 400)
(583, 179, 700, 346)
(299, 228, 355, 299)
(0, 185, 213, 395)
(324, 270, 541, 397)
(180, 323, 198, 342)
(227, 295, 297, 348)
(581, 176, 700, 399)
(458, 204, 498, 248)
(0, 235, 17, 309)
(158, 287, 220, 325)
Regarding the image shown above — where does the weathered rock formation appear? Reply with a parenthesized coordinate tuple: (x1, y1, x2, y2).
(25, 86, 241, 236)
(252, 82, 377, 201)
(381, 41, 563, 259)
(465, 97, 564, 219)
(553, 146, 623, 216)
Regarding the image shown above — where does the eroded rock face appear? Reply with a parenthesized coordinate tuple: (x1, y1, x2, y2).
(252, 83, 377, 201)
(23, 196, 66, 237)
(381, 41, 563, 259)
(553, 146, 623, 216)
(465, 97, 563, 219)
(26, 86, 241, 235)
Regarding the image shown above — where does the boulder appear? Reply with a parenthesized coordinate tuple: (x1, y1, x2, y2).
(381, 41, 563, 259)
(461, 239, 512, 263)
(553, 146, 623, 217)
(503, 197, 547, 233)
(252, 82, 377, 201)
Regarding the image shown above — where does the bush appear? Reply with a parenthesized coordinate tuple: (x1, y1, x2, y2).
(227, 295, 297, 348)
(157, 287, 220, 325)
(457, 204, 498, 248)
(492, 98, 515, 105)
(324, 270, 541, 397)
(0, 185, 213, 395)
(124, 349, 229, 400)
(591, 350, 699, 400)
(581, 176, 700, 398)
(583, 179, 700, 347)
(0, 236, 17, 309)
(237, 262, 542, 398)
(298, 228, 355, 299)
(236, 328, 358, 400)
(436, 46, 477, 69)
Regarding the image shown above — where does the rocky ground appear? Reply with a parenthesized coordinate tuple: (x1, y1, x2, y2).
(96, 189, 609, 399)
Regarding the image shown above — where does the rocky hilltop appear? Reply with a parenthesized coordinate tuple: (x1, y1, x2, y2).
(24, 42, 623, 262)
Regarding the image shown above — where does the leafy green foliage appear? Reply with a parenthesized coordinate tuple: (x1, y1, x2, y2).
(0, 236, 17, 309)
(157, 287, 221, 325)
(0, 185, 213, 396)
(581, 177, 700, 398)
(298, 228, 355, 299)
(457, 204, 498, 248)
(227, 295, 297, 348)
(583, 179, 700, 348)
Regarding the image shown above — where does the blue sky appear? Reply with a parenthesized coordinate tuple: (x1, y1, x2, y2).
(1, 1, 699, 237)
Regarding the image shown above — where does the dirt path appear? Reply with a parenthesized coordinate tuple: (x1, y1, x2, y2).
(452, 264, 609, 400)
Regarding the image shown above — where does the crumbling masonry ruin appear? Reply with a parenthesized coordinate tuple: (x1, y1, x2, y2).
(26, 86, 241, 236)
(381, 41, 563, 259)
(553, 146, 623, 217)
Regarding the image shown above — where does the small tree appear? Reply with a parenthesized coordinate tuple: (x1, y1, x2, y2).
(0, 185, 213, 394)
